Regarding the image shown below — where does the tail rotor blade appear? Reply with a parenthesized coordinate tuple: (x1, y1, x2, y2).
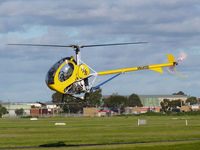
(167, 51, 187, 78)
(177, 51, 187, 63)
(167, 67, 187, 78)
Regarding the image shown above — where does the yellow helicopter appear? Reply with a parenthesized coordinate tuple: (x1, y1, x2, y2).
(9, 42, 178, 97)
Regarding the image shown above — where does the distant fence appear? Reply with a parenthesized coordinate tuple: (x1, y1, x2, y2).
(32, 113, 84, 118)
(2, 113, 84, 118)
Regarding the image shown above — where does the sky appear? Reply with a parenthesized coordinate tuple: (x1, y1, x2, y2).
(0, 0, 200, 102)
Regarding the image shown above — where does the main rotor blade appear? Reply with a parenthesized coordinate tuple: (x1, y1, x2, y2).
(8, 41, 148, 49)
(80, 42, 148, 48)
(8, 44, 74, 48)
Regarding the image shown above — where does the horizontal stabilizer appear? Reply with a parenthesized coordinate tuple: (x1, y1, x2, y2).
(150, 67, 163, 74)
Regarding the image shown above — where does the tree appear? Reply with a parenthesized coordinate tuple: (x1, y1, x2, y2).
(84, 89, 102, 107)
(170, 99, 182, 108)
(15, 108, 24, 116)
(126, 93, 143, 107)
(52, 92, 64, 104)
(52, 92, 87, 113)
(62, 95, 86, 113)
(160, 99, 170, 112)
(0, 104, 8, 118)
(103, 94, 127, 113)
(186, 97, 198, 105)
(172, 91, 186, 95)
(161, 99, 184, 112)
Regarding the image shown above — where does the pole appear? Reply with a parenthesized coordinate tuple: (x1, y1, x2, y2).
(185, 119, 188, 126)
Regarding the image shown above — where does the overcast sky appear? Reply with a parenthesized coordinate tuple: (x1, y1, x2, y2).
(0, 0, 200, 102)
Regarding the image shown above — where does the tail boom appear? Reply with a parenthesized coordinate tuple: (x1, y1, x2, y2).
(97, 54, 177, 76)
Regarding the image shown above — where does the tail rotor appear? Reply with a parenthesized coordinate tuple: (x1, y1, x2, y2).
(167, 52, 187, 78)
(177, 52, 187, 64)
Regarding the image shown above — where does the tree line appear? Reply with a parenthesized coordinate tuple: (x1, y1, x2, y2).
(52, 89, 142, 113)
(160, 96, 199, 112)
(0, 91, 199, 117)
(160, 91, 199, 112)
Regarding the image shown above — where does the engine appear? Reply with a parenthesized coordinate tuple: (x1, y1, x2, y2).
(64, 78, 89, 95)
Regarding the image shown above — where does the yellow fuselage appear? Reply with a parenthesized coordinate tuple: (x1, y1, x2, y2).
(46, 54, 176, 94)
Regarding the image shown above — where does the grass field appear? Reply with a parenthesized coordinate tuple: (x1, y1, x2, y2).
(0, 116, 200, 150)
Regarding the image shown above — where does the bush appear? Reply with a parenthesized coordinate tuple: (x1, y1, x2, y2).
(0, 105, 8, 118)
(121, 111, 200, 117)
(15, 108, 24, 116)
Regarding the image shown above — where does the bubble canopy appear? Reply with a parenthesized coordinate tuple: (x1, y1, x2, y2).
(45, 57, 74, 85)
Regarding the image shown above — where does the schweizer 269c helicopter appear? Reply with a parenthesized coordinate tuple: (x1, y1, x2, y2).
(9, 42, 178, 97)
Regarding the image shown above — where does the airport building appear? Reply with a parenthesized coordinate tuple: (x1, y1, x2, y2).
(139, 95, 188, 107)
(1, 102, 60, 117)
(2, 103, 31, 117)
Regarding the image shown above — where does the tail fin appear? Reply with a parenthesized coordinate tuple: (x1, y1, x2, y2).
(167, 54, 176, 64)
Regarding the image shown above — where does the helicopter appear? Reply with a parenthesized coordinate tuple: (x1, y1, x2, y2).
(9, 42, 179, 98)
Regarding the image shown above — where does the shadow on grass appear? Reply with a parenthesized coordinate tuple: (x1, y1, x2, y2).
(39, 142, 98, 148)
(39, 138, 200, 148)
(39, 141, 66, 147)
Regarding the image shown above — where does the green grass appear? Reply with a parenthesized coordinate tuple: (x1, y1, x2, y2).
(0, 116, 200, 150)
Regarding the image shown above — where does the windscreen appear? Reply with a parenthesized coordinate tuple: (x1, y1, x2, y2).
(58, 63, 74, 82)
(45, 57, 70, 84)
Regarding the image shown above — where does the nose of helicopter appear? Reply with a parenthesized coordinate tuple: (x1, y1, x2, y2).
(45, 73, 56, 90)
(45, 78, 65, 94)
(45, 73, 53, 85)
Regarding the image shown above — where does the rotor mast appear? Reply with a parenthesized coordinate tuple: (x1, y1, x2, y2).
(72, 45, 81, 65)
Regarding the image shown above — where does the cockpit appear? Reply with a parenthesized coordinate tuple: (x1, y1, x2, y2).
(45, 57, 74, 85)
(58, 62, 74, 82)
